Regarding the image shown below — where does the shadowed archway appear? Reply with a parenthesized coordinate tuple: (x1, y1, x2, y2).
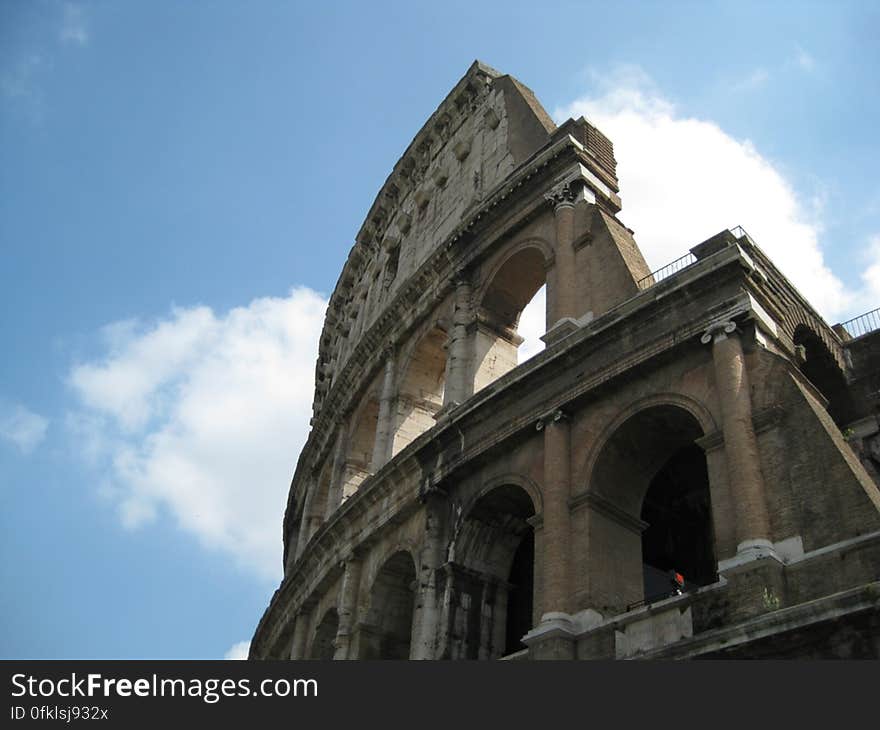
(309, 609, 339, 660)
(359, 551, 417, 659)
(391, 327, 447, 457)
(445, 484, 536, 659)
(588, 404, 717, 613)
(475, 247, 547, 391)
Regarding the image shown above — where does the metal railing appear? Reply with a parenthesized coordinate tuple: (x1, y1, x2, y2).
(636, 226, 754, 292)
(636, 251, 697, 291)
(840, 307, 880, 339)
(729, 225, 753, 243)
(626, 588, 688, 612)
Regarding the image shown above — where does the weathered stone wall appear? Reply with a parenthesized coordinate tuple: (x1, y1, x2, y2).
(255, 63, 880, 662)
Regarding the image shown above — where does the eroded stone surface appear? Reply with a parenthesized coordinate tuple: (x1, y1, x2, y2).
(253, 62, 880, 661)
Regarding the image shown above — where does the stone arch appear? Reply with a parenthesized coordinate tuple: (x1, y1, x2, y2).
(793, 324, 856, 427)
(581, 400, 718, 614)
(473, 241, 551, 392)
(391, 323, 448, 456)
(309, 608, 339, 660)
(342, 392, 380, 501)
(359, 550, 418, 659)
(300, 461, 333, 548)
(781, 310, 847, 374)
(445, 483, 537, 659)
(462, 472, 545, 524)
(475, 237, 554, 311)
(364, 539, 420, 591)
(580, 393, 718, 489)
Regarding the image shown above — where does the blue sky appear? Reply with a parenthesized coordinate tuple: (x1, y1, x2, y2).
(2, 1, 878, 659)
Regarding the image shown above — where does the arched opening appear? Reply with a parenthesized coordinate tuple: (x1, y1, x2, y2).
(309, 608, 339, 660)
(793, 326, 856, 428)
(446, 484, 536, 659)
(301, 462, 332, 547)
(588, 405, 717, 614)
(391, 326, 447, 457)
(504, 529, 534, 655)
(517, 285, 546, 362)
(640, 444, 716, 600)
(359, 551, 417, 659)
(475, 248, 547, 392)
(342, 396, 379, 500)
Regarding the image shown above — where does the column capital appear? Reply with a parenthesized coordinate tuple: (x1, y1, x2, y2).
(700, 319, 737, 345)
(536, 408, 568, 431)
(381, 345, 396, 362)
(545, 181, 577, 211)
(338, 548, 365, 569)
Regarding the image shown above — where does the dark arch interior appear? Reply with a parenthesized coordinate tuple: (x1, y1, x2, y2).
(480, 248, 546, 330)
(505, 529, 534, 655)
(473, 248, 547, 392)
(590, 405, 717, 610)
(310, 609, 338, 660)
(640, 444, 717, 600)
(793, 327, 855, 427)
(452, 484, 535, 658)
(363, 551, 416, 660)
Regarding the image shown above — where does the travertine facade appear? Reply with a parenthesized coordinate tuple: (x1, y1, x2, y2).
(251, 62, 880, 660)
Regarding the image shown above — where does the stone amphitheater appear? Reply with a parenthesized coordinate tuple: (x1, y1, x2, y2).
(251, 61, 880, 660)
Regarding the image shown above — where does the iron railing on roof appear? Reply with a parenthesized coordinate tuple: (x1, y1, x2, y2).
(636, 226, 756, 292)
(636, 251, 697, 291)
(840, 307, 880, 340)
(729, 225, 753, 243)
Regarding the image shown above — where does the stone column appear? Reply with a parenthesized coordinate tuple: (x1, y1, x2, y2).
(701, 321, 773, 559)
(539, 409, 571, 616)
(412, 492, 449, 659)
(491, 582, 509, 657)
(443, 278, 474, 408)
(370, 351, 397, 470)
(522, 446, 578, 661)
(332, 555, 363, 660)
(477, 578, 493, 660)
(546, 183, 577, 327)
(289, 606, 312, 659)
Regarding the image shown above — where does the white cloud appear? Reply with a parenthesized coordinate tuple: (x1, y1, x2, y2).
(224, 641, 250, 660)
(70, 308, 218, 433)
(60, 4, 89, 46)
(554, 67, 859, 320)
(67, 288, 327, 582)
(0, 401, 49, 454)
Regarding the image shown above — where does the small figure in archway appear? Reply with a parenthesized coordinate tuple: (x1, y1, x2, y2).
(669, 570, 685, 597)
